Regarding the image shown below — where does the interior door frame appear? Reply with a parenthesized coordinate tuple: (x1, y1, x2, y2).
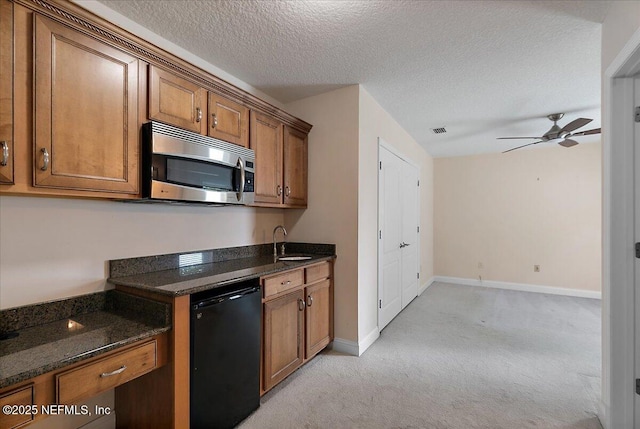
(601, 27, 640, 429)
(377, 137, 421, 330)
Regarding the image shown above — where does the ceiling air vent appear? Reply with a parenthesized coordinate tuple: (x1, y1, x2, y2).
(431, 127, 447, 134)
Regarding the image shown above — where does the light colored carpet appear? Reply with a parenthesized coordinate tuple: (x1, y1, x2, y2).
(239, 282, 602, 429)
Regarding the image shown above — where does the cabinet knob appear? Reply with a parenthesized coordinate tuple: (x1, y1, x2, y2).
(298, 298, 306, 311)
(281, 280, 291, 286)
(306, 294, 313, 307)
(285, 186, 291, 197)
(211, 114, 218, 128)
(0, 141, 8, 166)
(40, 148, 50, 171)
(196, 107, 202, 123)
(277, 185, 282, 196)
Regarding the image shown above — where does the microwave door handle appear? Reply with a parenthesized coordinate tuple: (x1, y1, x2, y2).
(237, 157, 245, 202)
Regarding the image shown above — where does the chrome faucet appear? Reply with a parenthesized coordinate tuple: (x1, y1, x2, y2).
(273, 225, 287, 258)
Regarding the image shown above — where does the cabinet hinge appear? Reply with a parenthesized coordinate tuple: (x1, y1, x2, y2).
(636, 242, 640, 259)
(379, 230, 382, 239)
(635, 106, 640, 123)
(417, 272, 420, 279)
(417, 226, 420, 233)
(637, 378, 640, 395)
(417, 180, 420, 187)
(379, 161, 382, 170)
(379, 299, 382, 309)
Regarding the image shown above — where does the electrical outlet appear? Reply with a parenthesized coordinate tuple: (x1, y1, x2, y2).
(534, 265, 540, 272)
(478, 262, 483, 269)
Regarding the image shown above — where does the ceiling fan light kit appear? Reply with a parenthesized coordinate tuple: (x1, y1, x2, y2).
(500, 113, 601, 153)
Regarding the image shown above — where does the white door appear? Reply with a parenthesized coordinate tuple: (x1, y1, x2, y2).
(400, 163, 419, 309)
(379, 146, 402, 329)
(379, 142, 420, 329)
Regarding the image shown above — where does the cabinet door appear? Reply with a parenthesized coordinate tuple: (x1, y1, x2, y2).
(283, 126, 308, 207)
(208, 93, 249, 147)
(250, 111, 283, 205)
(149, 65, 206, 134)
(305, 279, 331, 359)
(33, 15, 139, 194)
(0, 0, 13, 184)
(263, 289, 304, 391)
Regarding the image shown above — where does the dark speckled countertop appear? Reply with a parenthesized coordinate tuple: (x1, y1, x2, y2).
(108, 242, 336, 297)
(0, 291, 171, 389)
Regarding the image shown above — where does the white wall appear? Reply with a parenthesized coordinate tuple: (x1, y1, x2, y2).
(284, 85, 360, 343)
(434, 143, 602, 293)
(285, 85, 435, 352)
(357, 87, 434, 343)
(0, 196, 284, 309)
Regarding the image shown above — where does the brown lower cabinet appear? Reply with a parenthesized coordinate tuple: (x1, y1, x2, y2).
(261, 261, 333, 394)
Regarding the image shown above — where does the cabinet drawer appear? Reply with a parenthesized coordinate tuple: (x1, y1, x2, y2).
(56, 341, 157, 405)
(263, 269, 303, 298)
(305, 262, 331, 284)
(0, 385, 34, 429)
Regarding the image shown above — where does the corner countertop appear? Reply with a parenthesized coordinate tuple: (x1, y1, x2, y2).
(0, 291, 171, 389)
(107, 242, 336, 297)
(108, 253, 334, 297)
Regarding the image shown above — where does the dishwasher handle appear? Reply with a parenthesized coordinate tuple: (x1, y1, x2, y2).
(193, 286, 260, 309)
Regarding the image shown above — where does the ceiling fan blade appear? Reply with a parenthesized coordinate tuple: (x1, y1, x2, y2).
(497, 137, 543, 140)
(560, 118, 592, 133)
(502, 141, 544, 153)
(570, 128, 601, 137)
(558, 139, 579, 148)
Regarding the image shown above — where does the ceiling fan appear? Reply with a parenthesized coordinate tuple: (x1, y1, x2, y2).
(499, 113, 601, 153)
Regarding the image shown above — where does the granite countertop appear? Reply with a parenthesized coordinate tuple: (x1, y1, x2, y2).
(108, 242, 336, 297)
(0, 291, 171, 389)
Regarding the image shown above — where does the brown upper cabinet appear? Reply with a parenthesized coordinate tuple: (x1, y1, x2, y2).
(0, 0, 14, 185)
(283, 126, 308, 208)
(3, 0, 311, 204)
(149, 66, 250, 148)
(251, 113, 308, 208)
(32, 14, 139, 195)
(208, 93, 249, 147)
(149, 65, 207, 134)
(251, 111, 284, 205)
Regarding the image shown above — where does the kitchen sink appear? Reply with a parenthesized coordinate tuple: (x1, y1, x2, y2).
(277, 255, 312, 261)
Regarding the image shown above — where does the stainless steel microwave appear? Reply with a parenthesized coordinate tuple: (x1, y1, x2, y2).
(142, 121, 255, 205)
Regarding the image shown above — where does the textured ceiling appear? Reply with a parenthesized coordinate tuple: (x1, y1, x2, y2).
(94, 0, 610, 157)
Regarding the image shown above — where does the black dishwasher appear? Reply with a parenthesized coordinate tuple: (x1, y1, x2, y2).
(190, 279, 261, 428)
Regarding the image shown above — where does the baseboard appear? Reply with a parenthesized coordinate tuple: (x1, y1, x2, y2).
(331, 337, 359, 356)
(332, 327, 380, 357)
(433, 276, 602, 299)
(357, 327, 380, 356)
(597, 400, 608, 429)
(418, 277, 435, 295)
